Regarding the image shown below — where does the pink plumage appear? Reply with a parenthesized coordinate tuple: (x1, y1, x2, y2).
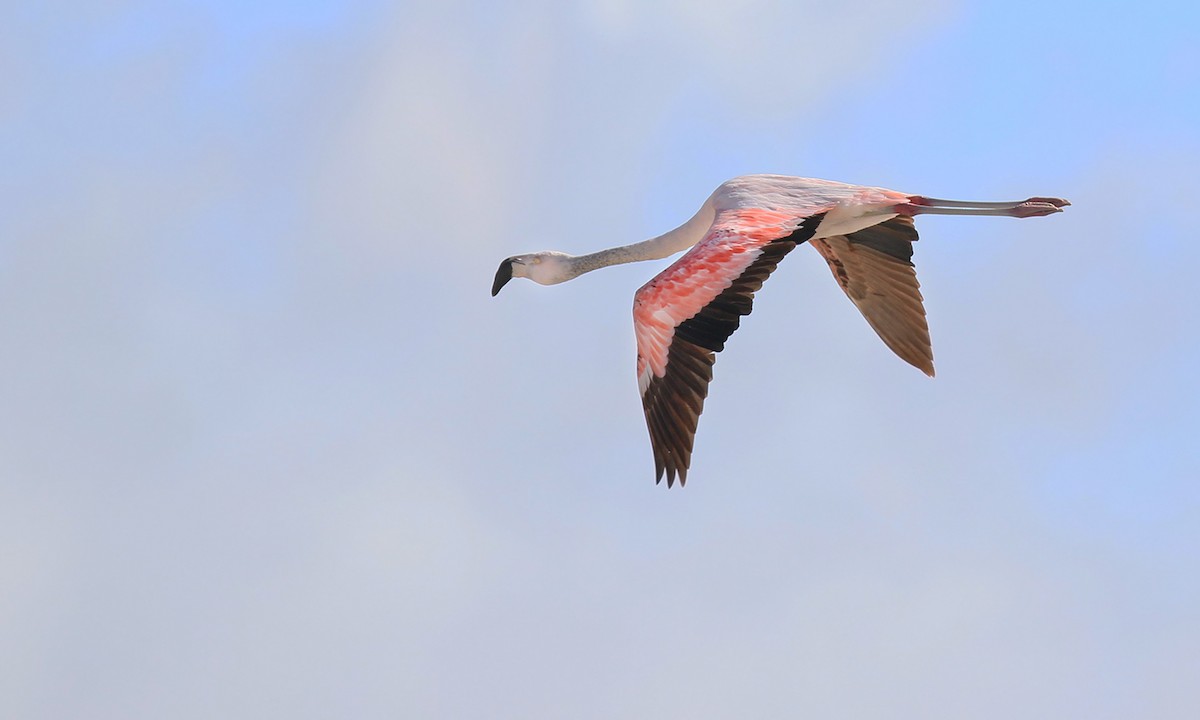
(492, 175, 1069, 487)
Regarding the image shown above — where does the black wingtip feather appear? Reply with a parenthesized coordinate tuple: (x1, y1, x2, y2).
(639, 213, 827, 487)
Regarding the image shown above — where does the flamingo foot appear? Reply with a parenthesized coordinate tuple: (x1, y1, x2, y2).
(897, 195, 1070, 218)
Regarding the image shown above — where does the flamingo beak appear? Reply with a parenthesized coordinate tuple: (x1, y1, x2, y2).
(491, 258, 516, 296)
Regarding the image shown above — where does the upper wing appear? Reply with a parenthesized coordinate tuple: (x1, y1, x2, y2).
(808, 215, 934, 376)
(633, 209, 825, 487)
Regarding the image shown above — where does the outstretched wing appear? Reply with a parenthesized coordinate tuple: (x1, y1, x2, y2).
(809, 215, 934, 376)
(633, 210, 825, 487)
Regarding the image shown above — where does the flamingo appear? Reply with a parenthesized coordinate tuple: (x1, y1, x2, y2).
(492, 175, 1068, 486)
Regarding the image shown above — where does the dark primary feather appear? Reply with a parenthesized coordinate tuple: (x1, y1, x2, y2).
(809, 215, 934, 376)
(641, 215, 825, 487)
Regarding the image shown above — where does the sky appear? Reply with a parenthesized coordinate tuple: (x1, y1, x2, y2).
(2, 1, 1199, 717)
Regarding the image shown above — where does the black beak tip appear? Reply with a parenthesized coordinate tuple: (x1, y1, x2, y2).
(491, 258, 514, 297)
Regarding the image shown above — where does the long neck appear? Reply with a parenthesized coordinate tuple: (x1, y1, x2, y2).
(565, 195, 716, 279)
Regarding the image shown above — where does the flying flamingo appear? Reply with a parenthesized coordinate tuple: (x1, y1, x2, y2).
(492, 175, 1068, 486)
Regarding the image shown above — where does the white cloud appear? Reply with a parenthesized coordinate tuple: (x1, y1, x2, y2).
(578, 0, 955, 112)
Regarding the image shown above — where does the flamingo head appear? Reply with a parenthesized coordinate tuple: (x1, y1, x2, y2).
(491, 252, 574, 296)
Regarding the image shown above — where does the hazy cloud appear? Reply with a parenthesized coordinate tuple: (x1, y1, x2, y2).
(1, 2, 1197, 718)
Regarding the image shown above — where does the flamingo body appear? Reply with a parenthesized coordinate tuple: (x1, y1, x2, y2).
(493, 175, 1068, 486)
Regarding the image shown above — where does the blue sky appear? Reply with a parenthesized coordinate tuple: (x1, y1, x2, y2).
(2, 1, 1199, 718)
